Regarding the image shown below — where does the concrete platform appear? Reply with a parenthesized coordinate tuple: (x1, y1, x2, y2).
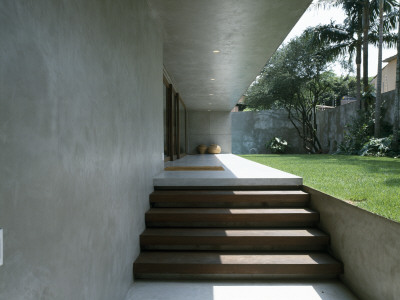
(154, 154, 302, 187)
(125, 280, 359, 300)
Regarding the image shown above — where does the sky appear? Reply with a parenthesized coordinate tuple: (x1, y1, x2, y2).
(282, 0, 397, 77)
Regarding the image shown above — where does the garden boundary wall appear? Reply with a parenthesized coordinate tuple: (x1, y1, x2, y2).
(232, 91, 399, 154)
(317, 91, 399, 153)
(231, 110, 305, 154)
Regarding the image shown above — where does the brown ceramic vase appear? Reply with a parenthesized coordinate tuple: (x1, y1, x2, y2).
(207, 144, 221, 154)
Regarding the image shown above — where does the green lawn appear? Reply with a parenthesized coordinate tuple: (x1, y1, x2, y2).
(240, 154, 400, 223)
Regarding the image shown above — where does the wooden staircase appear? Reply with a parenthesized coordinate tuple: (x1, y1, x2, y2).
(133, 189, 343, 279)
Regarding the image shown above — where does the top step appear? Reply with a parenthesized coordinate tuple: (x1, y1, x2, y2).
(153, 154, 303, 187)
(150, 190, 309, 208)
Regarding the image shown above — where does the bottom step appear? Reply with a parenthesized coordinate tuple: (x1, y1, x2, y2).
(134, 251, 343, 279)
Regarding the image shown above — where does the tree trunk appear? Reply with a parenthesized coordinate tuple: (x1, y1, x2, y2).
(287, 107, 307, 152)
(356, 31, 362, 108)
(362, 0, 370, 111)
(375, 0, 384, 138)
(393, 5, 400, 151)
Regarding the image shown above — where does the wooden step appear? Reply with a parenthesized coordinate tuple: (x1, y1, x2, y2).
(150, 190, 309, 208)
(133, 251, 343, 279)
(140, 228, 329, 251)
(145, 208, 319, 228)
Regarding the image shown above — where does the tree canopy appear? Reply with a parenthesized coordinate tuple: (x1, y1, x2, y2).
(245, 34, 357, 153)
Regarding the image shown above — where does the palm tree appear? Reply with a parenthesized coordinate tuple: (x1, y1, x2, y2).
(308, 12, 396, 106)
(318, 0, 397, 110)
(362, 0, 370, 107)
(374, 0, 384, 138)
(308, 15, 362, 102)
(316, 0, 363, 103)
(360, 0, 396, 109)
(393, 4, 400, 151)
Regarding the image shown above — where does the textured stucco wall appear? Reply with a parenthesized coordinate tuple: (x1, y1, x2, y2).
(232, 95, 399, 155)
(188, 111, 232, 154)
(231, 111, 304, 154)
(317, 94, 400, 153)
(0, 1, 163, 299)
(316, 101, 360, 153)
(381, 90, 399, 126)
(305, 186, 400, 300)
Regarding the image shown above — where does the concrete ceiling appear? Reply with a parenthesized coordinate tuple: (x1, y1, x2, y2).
(148, 0, 312, 111)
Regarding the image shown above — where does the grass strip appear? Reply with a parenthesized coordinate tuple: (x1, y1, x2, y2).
(240, 154, 400, 223)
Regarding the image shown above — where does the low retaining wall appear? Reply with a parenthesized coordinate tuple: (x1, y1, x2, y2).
(303, 186, 400, 300)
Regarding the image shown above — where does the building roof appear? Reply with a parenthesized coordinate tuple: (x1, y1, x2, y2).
(383, 54, 397, 63)
(148, 0, 312, 111)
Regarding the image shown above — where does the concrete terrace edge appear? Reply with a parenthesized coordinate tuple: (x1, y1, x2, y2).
(303, 185, 400, 300)
(153, 178, 303, 187)
(153, 154, 303, 187)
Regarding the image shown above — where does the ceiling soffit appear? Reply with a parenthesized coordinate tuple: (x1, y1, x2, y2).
(149, 0, 312, 111)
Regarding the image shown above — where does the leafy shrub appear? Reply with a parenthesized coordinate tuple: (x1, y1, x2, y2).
(359, 136, 392, 157)
(337, 111, 373, 155)
(359, 136, 400, 157)
(337, 106, 393, 155)
(267, 137, 288, 154)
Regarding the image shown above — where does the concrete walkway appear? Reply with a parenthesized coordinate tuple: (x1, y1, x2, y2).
(125, 280, 358, 300)
(154, 154, 302, 187)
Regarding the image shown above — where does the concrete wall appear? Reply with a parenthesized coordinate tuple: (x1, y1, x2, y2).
(316, 101, 360, 153)
(233, 93, 399, 155)
(231, 110, 304, 154)
(382, 90, 398, 126)
(317, 93, 400, 153)
(304, 186, 400, 300)
(0, 1, 163, 300)
(188, 111, 232, 154)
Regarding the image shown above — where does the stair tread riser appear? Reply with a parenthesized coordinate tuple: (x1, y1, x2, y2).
(145, 215, 319, 226)
(140, 236, 329, 245)
(146, 214, 318, 220)
(152, 203, 308, 208)
(141, 228, 327, 237)
(134, 274, 340, 279)
(140, 235, 329, 250)
(135, 251, 340, 264)
(133, 188, 342, 280)
(147, 208, 315, 214)
(134, 264, 342, 275)
(150, 191, 309, 207)
(150, 197, 309, 204)
(150, 191, 309, 200)
(151, 190, 309, 195)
